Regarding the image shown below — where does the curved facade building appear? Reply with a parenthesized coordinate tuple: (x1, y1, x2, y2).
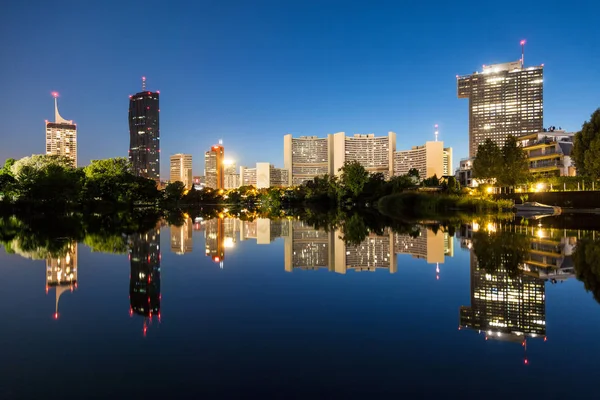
(284, 135, 331, 186)
(332, 132, 396, 178)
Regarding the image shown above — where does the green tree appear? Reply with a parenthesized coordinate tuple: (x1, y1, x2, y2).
(1, 158, 16, 176)
(164, 181, 186, 203)
(10, 154, 74, 176)
(573, 238, 600, 303)
(84, 157, 131, 179)
(338, 161, 369, 199)
(472, 139, 502, 185)
(407, 168, 420, 180)
(573, 108, 600, 177)
(499, 135, 529, 188)
(422, 174, 440, 187)
(340, 213, 368, 245)
(472, 229, 530, 277)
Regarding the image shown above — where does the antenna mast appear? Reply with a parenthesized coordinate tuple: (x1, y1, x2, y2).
(434, 124, 439, 142)
(142, 76, 146, 91)
(520, 40, 526, 68)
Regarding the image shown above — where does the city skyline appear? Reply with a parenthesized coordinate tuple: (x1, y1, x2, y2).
(1, 2, 599, 177)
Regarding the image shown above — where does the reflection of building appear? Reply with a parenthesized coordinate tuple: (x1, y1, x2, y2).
(457, 57, 544, 158)
(46, 93, 77, 167)
(459, 248, 546, 364)
(520, 227, 576, 282)
(170, 154, 193, 189)
(205, 144, 224, 189)
(284, 134, 332, 186)
(129, 226, 161, 336)
(517, 129, 576, 177)
(394, 141, 452, 179)
(205, 218, 225, 266)
(46, 243, 78, 319)
(240, 163, 289, 188)
(394, 227, 453, 263)
(331, 132, 396, 178)
(241, 219, 290, 244)
(284, 220, 333, 272)
(343, 231, 397, 273)
(170, 217, 193, 254)
(129, 77, 160, 183)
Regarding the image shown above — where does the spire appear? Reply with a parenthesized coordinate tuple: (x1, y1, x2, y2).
(142, 76, 146, 91)
(52, 92, 73, 124)
(434, 124, 439, 142)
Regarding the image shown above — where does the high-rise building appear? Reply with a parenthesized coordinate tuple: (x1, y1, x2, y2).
(284, 134, 332, 186)
(46, 242, 77, 319)
(129, 226, 161, 336)
(223, 160, 239, 189)
(170, 153, 193, 189)
(170, 217, 193, 254)
(129, 77, 160, 183)
(205, 144, 224, 189)
(457, 52, 543, 158)
(331, 132, 396, 178)
(393, 141, 452, 179)
(240, 163, 288, 188)
(46, 92, 77, 168)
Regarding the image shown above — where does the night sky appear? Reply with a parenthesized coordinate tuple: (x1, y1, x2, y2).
(1, 0, 599, 177)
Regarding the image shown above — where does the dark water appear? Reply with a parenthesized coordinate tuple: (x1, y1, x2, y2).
(1, 215, 600, 399)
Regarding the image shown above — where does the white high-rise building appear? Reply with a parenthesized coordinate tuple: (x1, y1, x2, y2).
(284, 134, 332, 186)
(170, 154, 193, 189)
(331, 132, 396, 178)
(394, 141, 452, 179)
(46, 92, 77, 167)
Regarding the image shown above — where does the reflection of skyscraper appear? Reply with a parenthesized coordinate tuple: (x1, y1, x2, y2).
(206, 217, 225, 266)
(129, 77, 160, 183)
(46, 243, 78, 319)
(170, 217, 193, 255)
(129, 227, 161, 336)
(284, 220, 334, 272)
(240, 219, 290, 244)
(343, 231, 397, 273)
(459, 249, 546, 364)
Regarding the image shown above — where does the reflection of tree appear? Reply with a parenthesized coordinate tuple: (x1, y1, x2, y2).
(83, 234, 128, 254)
(573, 239, 600, 303)
(340, 213, 368, 246)
(472, 230, 531, 277)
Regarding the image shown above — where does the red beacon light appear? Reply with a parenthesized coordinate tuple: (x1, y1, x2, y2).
(520, 39, 526, 45)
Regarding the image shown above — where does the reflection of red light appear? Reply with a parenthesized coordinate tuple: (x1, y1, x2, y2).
(436, 275, 439, 280)
(214, 257, 220, 262)
(485, 337, 488, 341)
(75, 282, 78, 288)
(129, 308, 133, 317)
(544, 336, 547, 342)
(54, 312, 59, 320)
(522, 341, 526, 346)
(45, 286, 48, 294)
(524, 359, 528, 365)
(458, 327, 461, 330)
(143, 326, 147, 336)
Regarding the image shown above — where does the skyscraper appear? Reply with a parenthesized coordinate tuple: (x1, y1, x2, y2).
(205, 143, 224, 190)
(170, 153, 193, 189)
(331, 132, 396, 178)
(457, 47, 543, 158)
(46, 92, 77, 167)
(129, 77, 160, 183)
(284, 135, 332, 186)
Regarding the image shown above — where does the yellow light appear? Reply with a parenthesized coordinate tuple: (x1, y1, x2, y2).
(536, 183, 545, 192)
(472, 222, 480, 232)
(486, 223, 496, 233)
(537, 229, 544, 239)
(223, 159, 234, 165)
(486, 187, 493, 194)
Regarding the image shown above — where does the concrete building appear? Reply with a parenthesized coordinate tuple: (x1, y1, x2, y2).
(205, 144, 224, 190)
(331, 132, 396, 178)
(129, 77, 160, 183)
(456, 158, 475, 187)
(240, 163, 289, 188)
(458, 56, 543, 158)
(169, 154, 193, 189)
(223, 160, 239, 189)
(393, 141, 452, 179)
(284, 134, 332, 186)
(517, 128, 576, 177)
(46, 93, 77, 168)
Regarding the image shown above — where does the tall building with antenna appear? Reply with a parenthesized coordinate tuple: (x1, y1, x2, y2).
(46, 92, 77, 167)
(205, 141, 224, 190)
(457, 41, 543, 158)
(129, 77, 160, 183)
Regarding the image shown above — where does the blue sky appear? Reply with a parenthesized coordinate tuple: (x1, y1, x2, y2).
(1, 0, 599, 176)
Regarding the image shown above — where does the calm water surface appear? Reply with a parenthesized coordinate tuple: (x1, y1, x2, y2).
(1, 216, 599, 399)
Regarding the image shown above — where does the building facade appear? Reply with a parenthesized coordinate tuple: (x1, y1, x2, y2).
(458, 60, 543, 158)
(331, 132, 396, 177)
(240, 163, 289, 188)
(517, 129, 576, 177)
(129, 80, 160, 183)
(393, 141, 452, 179)
(456, 158, 475, 187)
(205, 144, 224, 190)
(46, 93, 77, 167)
(169, 154, 193, 189)
(284, 134, 332, 186)
(223, 160, 239, 189)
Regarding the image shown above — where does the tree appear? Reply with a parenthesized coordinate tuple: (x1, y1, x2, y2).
(422, 174, 440, 187)
(164, 181, 186, 203)
(407, 168, 420, 180)
(499, 135, 530, 188)
(472, 139, 502, 184)
(573, 108, 600, 177)
(573, 238, 600, 304)
(10, 154, 74, 176)
(1, 158, 16, 176)
(84, 157, 131, 179)
(338, 161, 369, 199)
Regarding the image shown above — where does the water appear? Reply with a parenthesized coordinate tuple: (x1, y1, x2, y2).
(1, 214, 600, 399)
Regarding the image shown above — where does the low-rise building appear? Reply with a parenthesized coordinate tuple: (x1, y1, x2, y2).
(517, 128, 576, 177)
(456, 158, 475, 187)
